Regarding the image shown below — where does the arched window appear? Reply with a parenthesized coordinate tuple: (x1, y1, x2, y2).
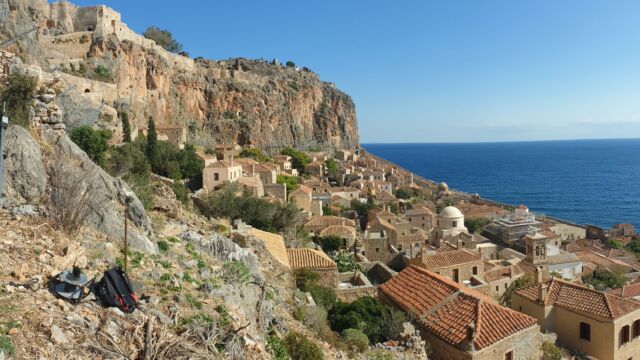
(620, 325, 630, 347)
(633, 320, 640, 339)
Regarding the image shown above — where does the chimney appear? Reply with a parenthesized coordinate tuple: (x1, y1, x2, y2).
(538, 282, 548, 301)
(534, 266, 543, 284)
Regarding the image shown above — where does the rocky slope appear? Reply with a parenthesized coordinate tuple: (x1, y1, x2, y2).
(0, 0, 359, 151)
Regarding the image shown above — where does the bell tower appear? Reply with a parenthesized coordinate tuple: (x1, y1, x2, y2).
(525, 234, 548, 265)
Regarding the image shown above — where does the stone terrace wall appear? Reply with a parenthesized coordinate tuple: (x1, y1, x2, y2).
(0, 50, 15, 84)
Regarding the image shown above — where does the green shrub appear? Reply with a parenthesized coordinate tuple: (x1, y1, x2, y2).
(277, 174, 299, 192)
(185, 293, 203, 309)
(143, 26, 183, 53)
(284, 331, 323, 360)
(69, 126, 112, 164)
(157, 240, 170, 253)
(328, 296, 405, 344)
(342, 328, 369, 353)
(239, 148, 271, 162)
(222, 261, 252, 284)
(542, 341, 563, 360)
(316, 235, 343, 252)
(0, 335, 16, 358)
(295, 268, 320, 289)
(199, 184, 297, 232)
(172, 182, 189, 205)
(267, 334, 288, 360)
(92, 65, 113, 82)
(306, 284, 337, 310)
(281, 147, 309, 174)
(0, 71, 37, 127)
(394, 188, 413, 200)
(465, 218, 490, 234)
(583, 270, 626, 290)
(500, 275, 533, 306)
(119, 112, 131, 142)
(331, 252, 360, 273)
(285, 61, 296, 68)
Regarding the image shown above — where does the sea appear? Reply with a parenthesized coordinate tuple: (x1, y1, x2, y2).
(364, 139, 640, 230)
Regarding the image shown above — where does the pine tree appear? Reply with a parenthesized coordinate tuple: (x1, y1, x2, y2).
(120, 112, 131, 142)
(146, 117, 157, 163)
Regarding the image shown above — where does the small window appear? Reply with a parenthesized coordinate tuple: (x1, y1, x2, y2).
(452, 268, 459, 283)
(375, 248, 380, 253)
(505, 351, 513, 360)
(398, 244, 403, 251)
(519, 306, 522, 311)
(620, 325, 630, 347)
(580, 322, 591, 341)
(495, 286, 499, 291)
(633, 320, 640, 339)
(452, 221, 457, 227)
(214, 173, 219, 181)
(472, 266, 478, 275)
(415, 243, 420, 248)
(362, 251, 366, 256)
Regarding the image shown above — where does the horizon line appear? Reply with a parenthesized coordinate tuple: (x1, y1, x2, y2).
(361, 136, 640, 146)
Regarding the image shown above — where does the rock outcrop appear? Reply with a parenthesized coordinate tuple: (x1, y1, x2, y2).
(1, 125, 47, 205)
(0, 0, 359, 151)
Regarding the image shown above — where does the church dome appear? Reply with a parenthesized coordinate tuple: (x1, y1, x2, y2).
(439, 206, 463, 219)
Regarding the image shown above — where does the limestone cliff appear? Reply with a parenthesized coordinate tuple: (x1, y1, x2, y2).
(0, 0, 359, 151)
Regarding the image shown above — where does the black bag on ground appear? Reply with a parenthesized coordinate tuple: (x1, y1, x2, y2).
(95, 267, 139, 313)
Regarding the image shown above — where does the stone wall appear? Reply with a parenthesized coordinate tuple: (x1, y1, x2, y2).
(336, 271, 376, 302)
(263, 183, 287, 203)
(0, 50, 15, 84)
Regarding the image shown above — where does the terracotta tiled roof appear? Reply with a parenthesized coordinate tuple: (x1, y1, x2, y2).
(380, 266, 537, 350)
(484, 264, 524, 283)
(319, 225, 357, 240)
(303, 216, 356, 229)
(610, 283, 640, 298)
(416, 249, 482, 270)
(515, 278, 640, 320)
(286, 248, 337, 270)
(290, 185, 312, 195)
(405, 205, 433, 216)
(207, 160, 241, 169)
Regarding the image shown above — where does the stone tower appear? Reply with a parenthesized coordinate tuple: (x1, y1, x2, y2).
(525, 234, 548, 265)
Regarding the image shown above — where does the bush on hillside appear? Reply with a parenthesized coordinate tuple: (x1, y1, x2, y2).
(328, 296, 405, 343)
(199, 183, 298, 232)
(69, 126, 112, 165)
(281, 147, 310, 174)
(0, 71, 38, 127)
(284, 331, 323, 360)
(239, 147, 271, 162)
(341, 328, 369, 353)
(143, 26, 184, 53)
(394, 188, 413, 200)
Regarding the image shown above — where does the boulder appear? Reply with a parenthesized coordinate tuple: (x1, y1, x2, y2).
(1, 125, 47, 206)
(42, 129, 157, 253)
(50, 325, 68, 345)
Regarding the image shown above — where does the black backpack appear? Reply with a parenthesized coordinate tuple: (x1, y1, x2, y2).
(95, 267, 139, 313)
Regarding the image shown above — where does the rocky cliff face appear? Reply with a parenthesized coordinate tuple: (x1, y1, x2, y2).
(0, 0, 359, 151)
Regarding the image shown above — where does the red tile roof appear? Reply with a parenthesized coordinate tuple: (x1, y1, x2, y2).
(416, 249, 482, 270)
(484, 264, 524, 283)
(380, 266, 537, 350)
(515, 278, 640, 320)
(286, 248, 337, 270)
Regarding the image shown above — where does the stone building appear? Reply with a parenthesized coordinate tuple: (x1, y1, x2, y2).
(512, 278, 640, 360)
(202, 160, 243, 192)
(484, 263, 526, 299)
(287, 248, 338, 288)
(405, 205, 434, 231)
(611, 223, 635, 238)
(303, 216, 357, 235)
(380, 266, 541, 360)
(289, 185, 313, 213)
(407, 249, 488, 293)
(319, 225, 357, 251)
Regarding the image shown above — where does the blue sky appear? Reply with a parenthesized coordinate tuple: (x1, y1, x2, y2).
(67, 0, 640, 143)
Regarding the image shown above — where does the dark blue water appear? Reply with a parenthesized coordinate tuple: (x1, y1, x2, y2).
(364, 140, 640, 229)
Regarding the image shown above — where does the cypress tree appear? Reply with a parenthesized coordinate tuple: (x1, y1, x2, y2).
(120, 112, 131, 142)
(146, 117, 157, 163)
